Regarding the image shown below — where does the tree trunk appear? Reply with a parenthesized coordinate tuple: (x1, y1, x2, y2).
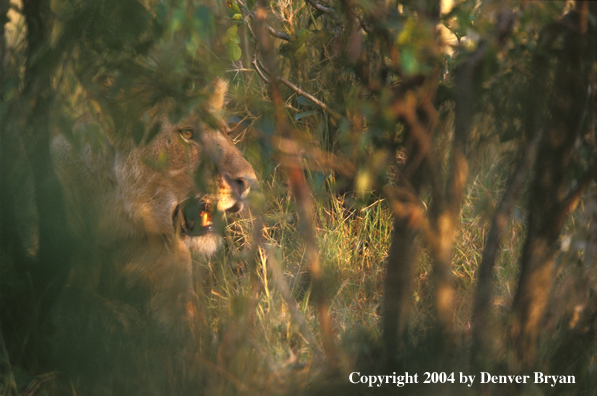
(511, 6, 593, 366)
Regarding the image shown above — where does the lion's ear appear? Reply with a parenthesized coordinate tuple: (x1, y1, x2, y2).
(209, 78, 228, 111)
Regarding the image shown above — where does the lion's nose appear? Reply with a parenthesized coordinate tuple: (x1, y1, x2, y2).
(224, 155, 257, 200)
(234, 176, 254, 196)
(224, 165, 257, 199)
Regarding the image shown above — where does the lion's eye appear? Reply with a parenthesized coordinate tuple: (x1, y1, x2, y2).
(179, 127, 194, 140)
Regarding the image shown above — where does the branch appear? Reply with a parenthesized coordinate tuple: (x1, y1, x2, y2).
(391, 99, 443, 206)
(264, 246, 321, 356)
(472, 130, 542, 356)
(266, 24, 291, 41)
(278, 76, 343, 121)
(0, 0, 8, 100)
(234, 0, 291, 41)
(558, 160, 597, 222)
(272, 136, 356, 177)
(250, 44, 344, 120)
(0, 326, 18, 396)
(278, 138, 339, 370)
(251, 52, 270, 83)
(383, 185, 432, 238)
(304, 0, 339, 23)
(381, 157, 429, 356)
(238, 0, 343, 121)
(21, 372, 57, 396)
(341, 1, 370, 33)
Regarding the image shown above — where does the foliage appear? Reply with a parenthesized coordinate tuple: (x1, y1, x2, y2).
(1, 0, 596, 395)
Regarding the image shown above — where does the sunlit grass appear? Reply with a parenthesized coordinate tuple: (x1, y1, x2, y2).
(192, 150, 533, 394)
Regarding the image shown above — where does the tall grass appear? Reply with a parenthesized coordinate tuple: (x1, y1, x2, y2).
(192, 147, 535, 394)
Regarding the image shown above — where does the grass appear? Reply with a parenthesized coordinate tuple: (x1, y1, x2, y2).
(11, 139, 590, 396)
(189, 147, 542, 394)
(5, 141, 592, 396)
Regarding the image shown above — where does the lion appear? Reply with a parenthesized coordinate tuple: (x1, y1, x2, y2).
(49, 78, 256, 394)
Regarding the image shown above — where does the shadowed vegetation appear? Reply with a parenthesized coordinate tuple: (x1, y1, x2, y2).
(1, 0, 596, 395)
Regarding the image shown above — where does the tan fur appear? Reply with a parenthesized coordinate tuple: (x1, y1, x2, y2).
(55, 81, 253, 240)
(50, 79, 256, 393)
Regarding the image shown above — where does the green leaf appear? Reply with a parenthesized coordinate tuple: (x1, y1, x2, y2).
(400, 47, 419, 76)
(230, 2, 241, 14)
(170, 8, 186, 34)
(297, 96, 316, 107)
(224, 25, 240, 44)
(295, 110, 316, 121)
(224, 25, 242, 61)
(227, 44, 242, 61)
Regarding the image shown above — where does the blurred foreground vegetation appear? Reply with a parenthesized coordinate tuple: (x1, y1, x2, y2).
(1, 0, 596, 395)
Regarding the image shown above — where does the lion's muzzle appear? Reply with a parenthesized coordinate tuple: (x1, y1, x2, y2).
(174, 165, 257, 240)
(176, 199, 215, 236)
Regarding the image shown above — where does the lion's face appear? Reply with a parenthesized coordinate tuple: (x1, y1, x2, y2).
(115, 112, 256, 256)
(53, 79, 255, 259)
(49, 78, 256, 393)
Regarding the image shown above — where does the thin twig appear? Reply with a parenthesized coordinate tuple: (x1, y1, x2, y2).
(278, 77, 343, 121)
(234, 0, 291, 41)
(256, 58, 270, 77)
(278, 138, 339, 371)
(21, 372, 58, 396)
(264, 246, 322, 357)
(238, 0, 343, 120)
(559, 160, 597, 222)
(0, 326, 18, 396)
(251, 46, 343, 120)
(304, 0, 339, 23)
(251, 52, 270, 83)
(391, 99, 442, 206)
(251, 1, 339, 369)
(472, 129, 542, 356)
(272, 136, 356, 177)
(343, 1, 370, 33)
(196, 355, 252, 394)
(266, 24, 291, 41)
